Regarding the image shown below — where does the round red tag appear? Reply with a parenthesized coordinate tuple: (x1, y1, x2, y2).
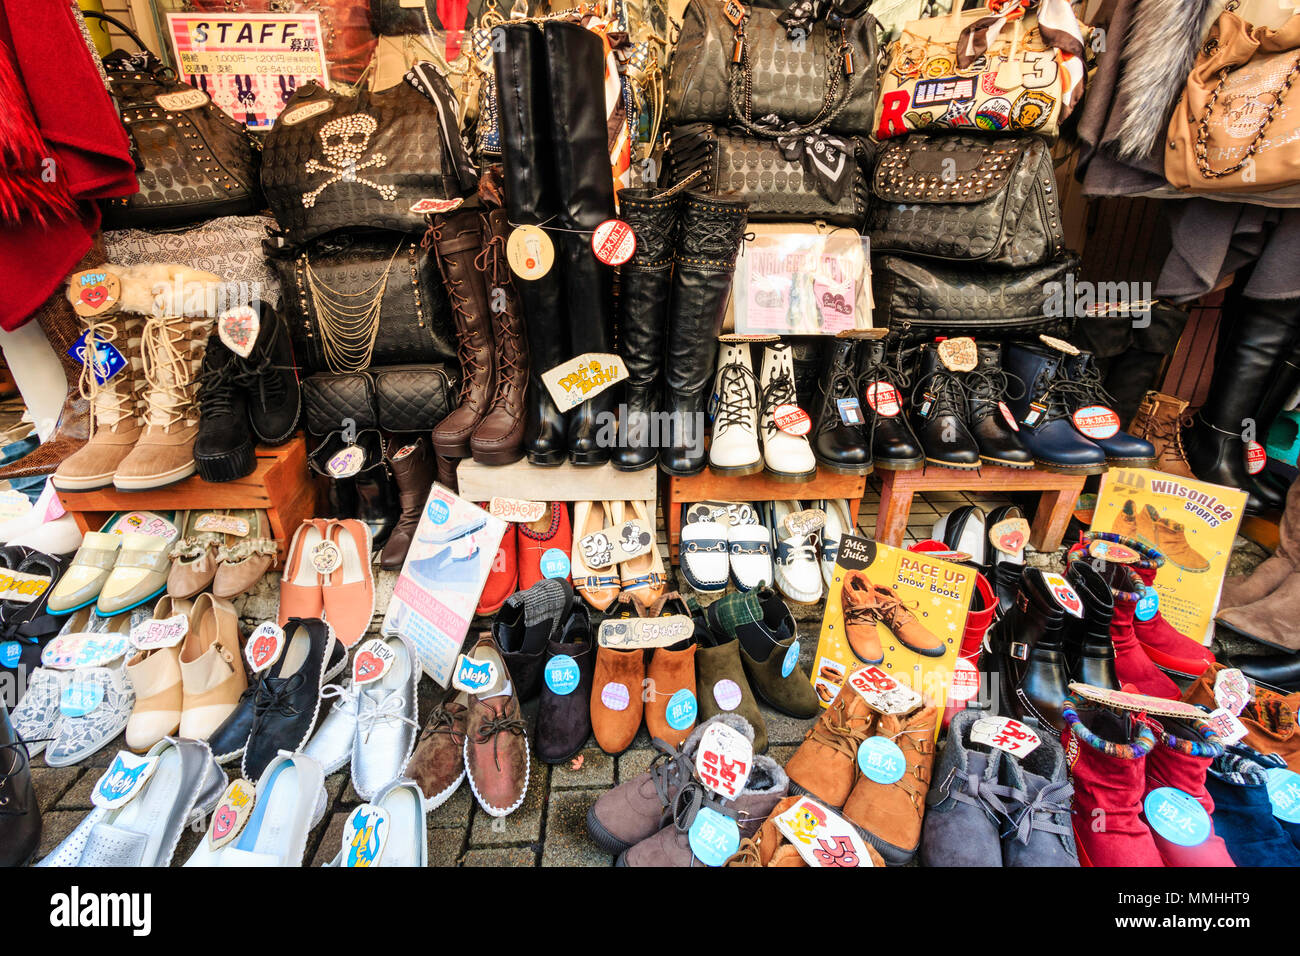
(999, 401, 1021, 432)
(773, 403, 812, 436)
(948, 658, 980, 703)
(591, 219, 637, 266)
(865, 381, 901, 418)
(1245, 441, 1267, 475)
(1072, 404, 1121, 440)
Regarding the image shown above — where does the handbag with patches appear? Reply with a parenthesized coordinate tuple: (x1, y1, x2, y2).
(873, 0, 1088, 140)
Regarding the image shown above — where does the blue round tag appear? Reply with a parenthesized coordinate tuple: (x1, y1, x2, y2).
(1265, 767, 1300, 824)
(540, 548, 570, 579)
(687, 806, 740, 866)
(544, 654, 581, 696)
(1135, 586, 1159, 623)
(781, 640, 800, 679)
(1143, 786, 1211, 847)
(0, 641, 21, 669)
(857, 735, 906, 784)
(666, 689, 698, 731)
(60, 681, 104, 718)
(426, 499, 450, 524)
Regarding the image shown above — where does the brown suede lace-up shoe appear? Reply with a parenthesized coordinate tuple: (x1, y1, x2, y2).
(408, 687, 470, 810)
(1129, 391, 1195, 479)
(841, 705, 938, 865)
(842, 570, 883, 664)
(785, 680, 878, 809)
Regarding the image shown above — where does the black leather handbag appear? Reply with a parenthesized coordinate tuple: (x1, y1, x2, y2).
(867, 134, 1065, 270)
(872, 252, 1079, 344)
(304, 364, 457, 435)
(267, 231, 458, 375)
(260, 70, 473, 245)
(666, 0, 879, 136)
(87, 12, 261, 229)
(663, 123, 870, 226)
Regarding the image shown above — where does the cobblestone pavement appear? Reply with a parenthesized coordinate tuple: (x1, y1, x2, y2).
(25, 485, 1270, 866)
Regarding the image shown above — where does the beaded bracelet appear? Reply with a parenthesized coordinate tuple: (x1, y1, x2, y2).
(1065, 544, 1146, 602)
(1062, 694, 1157, 759)
(1149, 714, 1224, 759)
(1073, 531, 1165, 570)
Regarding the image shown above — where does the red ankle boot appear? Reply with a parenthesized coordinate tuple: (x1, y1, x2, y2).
(1132, 563, 1216, 677)
(1141, 716, 1235, 866)
(1062, 696, 1164, 867)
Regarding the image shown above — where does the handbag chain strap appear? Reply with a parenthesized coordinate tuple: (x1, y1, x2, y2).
(301, 242, 403, 374)
(1195, 52, 1300, 179)
(726, 10, 857, 139)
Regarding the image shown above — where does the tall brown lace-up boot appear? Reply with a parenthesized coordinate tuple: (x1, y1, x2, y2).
(431, 208, 496, 460)
(1129, 391, 1195, 479)
(469, 204, 527, 465)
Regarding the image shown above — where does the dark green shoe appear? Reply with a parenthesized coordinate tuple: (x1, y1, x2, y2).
(705, 587, 820, 719)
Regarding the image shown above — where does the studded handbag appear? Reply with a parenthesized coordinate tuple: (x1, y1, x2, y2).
(866, 133, 1064, 269)
(86, 13, 262, 230)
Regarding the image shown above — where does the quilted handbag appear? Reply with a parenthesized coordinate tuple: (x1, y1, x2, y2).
(303, 364, 457, 435)
(303, 371, 378, 435)
(266, 231, 458, 375)
(261, 72, 470, 245)
(87, 13, 261, 230)
(866, 133, 1064, 268)
(666, 0, 879, 136)
(872, 252, 1078, 343)
(873, 0, 1088, 141)
(663, 123, 870, 226)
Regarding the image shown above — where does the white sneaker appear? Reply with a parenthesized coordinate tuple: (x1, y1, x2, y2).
(820, 499, 855, 589)
(728, 521, 773, 591)
(679, 521, 729, 592)
(758, 344, 817, 481)
(769, 500, 823, 604)
(709, 342, 762, 475)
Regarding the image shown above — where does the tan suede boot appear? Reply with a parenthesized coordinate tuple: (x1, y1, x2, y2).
(1221, 475, 1299, 610)
(785, 679, 878, 809)
(1129, 391, 1196, 479)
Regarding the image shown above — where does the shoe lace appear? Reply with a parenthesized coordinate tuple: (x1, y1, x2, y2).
(853, 344, 911, 450)
(474, 709, 528, 772)
(910, 368, 968, 421)
(871, 591, 920, 629)
(1033, 366, 1101, 423)
(716, 359, 760, 431)
(233, 324, 291, 410)
(648, 736, 693, 812)
(475, 230, 526, 407)
(729, 836, 762, 866)
(141, 315, 197, 429)
(1003, 778, 1074, 845)
(760, 360, 799, 438)
(938, 763, 1015, 826)
(252, 671, 306, 722)
(357, 689, 420, 744)
(806, 706, 870, 761)
(196, 347, 241, 422)
(964, 365, 1026, 424)
(77, 318, 139, 430)
(777, 531, 819, 568)
(419, 702, 459, 742)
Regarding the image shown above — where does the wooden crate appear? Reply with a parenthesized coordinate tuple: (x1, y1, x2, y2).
(55, 435, 317, 562)
(664, 468, 869, 563)
(874, 465, 1086, 553)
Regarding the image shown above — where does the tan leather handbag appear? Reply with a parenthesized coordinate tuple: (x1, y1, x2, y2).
(1166, 10, 1300, 193)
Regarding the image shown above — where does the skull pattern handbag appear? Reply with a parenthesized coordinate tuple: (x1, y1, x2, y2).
(261, 70, 471, 245)
(873, 0, 1088, 140)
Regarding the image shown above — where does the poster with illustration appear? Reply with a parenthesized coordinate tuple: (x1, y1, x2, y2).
(1091, 468, 1246, 645)
(166, 13, 330, 129)
(381, 486, 505, 686)
(811, 534, 974, 737)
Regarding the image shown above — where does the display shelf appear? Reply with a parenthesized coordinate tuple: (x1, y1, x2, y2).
(664, 467, 869, 563)
(873, 465, 1085, 553)
(54, 435, 318, 563)
(455, 459, 658, 503)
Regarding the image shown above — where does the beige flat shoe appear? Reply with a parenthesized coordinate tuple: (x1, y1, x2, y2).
(618, 500, 667, 614)
(572, 500, 621, 611)
(167, 510, 223, 599)
(124, 596, 193, 752)
(213, 509, 278, 599)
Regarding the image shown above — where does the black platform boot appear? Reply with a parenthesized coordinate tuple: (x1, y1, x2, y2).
(611, 188, 681, 471)
(1183, 293, 1300, 514)
(966, 343, 1033, 469)
(494, 22, 567, 465)
(982, 567, 1071, 732)
(1063, 560, 1118, 690)
(659, 193, 748, 476)
(812, 338, 872, 475)
(911, 343, 981, 470)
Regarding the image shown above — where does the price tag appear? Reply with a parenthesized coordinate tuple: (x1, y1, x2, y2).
(781, 640, 800, 678)
(540, 548, 570, 580)
(69, 269, 121, 317)
(218, 304, 259, 359)
(970, 716, 1041, 756)
(989, 518, 1028, 557)
(1072, 405, 1121, 441)
(773, 403, 812, 436)
(341, 803, 390, 867)
(948, 657, 980, 702)
(452, 653, 501, 695)
(846, 665, 922, 715)
(1204, 708, 1248, 746)
(598, 615, 695, 650)
(773, 796, 874, 868)
(1135, 586, 1160, 622)
(208, 778, 255, 850)
(687, 806, 740, 866)
(857, 736, 906, 783)
(193, 513, 250, 537)
(0, 569, 51, 604)
(665, 689, 698, 731)
(279, 99, 333, 126)
(783, 508, 825, 540)
(936, 336, 977, 372)
(591, 219, 636, 266)
(1042, 573, 1084, 618)
(326, 445, 366, 479)
(1039, 334, 1080, 356)
(545, 654, 581, 696)
(68, 329, 126, 386)
(155, 88, 210, 111)
(694, 721, 754, 800)
(1245, 441, 1267, 475)
(113, 512, 178, 538)
(865, 381, 902, 417)
(129, 614, 189, 651)
(506, 224, 554, 280)
(1213, 668, 1252, 716)
(836, 397, 864, 425)
(246, 622, 285, 674)
(352, 638, 396, 686)
(409, 197, 463, 215)
(999, 401, 1020, 431)
(489, 497, 547, 524)
(60, 681, 104, 718)
(1088, 539, 1139, 564)
(579, 519, 654, 570)
(1144, 786, 1211, 847)
(92, 752, 158, 809)
(541, 352, 628, 412)
(1265, 768, 1300, 824)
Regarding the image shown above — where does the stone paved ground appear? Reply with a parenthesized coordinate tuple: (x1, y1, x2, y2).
(24, 483, 1270, 866)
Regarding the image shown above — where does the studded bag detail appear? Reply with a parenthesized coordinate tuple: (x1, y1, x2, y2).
(867, 133, 1064, 269)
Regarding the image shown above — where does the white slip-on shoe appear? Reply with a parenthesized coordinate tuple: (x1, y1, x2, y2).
(184, 750, 328, 867)
(728, 520, 774, 592)
(820, 498, 855, 590)
(679, 521, 729, 593)
(352, 633, 420, 801)
(769, 500, 823, 605)
(708, 342, 762, 476)
(324, 777, 428, 867)
(37, 737, 225, 867)
(758, 344, 817, 482)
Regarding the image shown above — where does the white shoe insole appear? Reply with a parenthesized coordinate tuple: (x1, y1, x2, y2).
(108, 746, 183, 865)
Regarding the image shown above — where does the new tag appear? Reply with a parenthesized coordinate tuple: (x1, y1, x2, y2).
(489, 497, 547, 524)
(352, 637, 396, 686)
(847, 665, 922, 715)
(92, 752, 159, 810)
(208, 778, 255, 850)
(598, 615, 695, 650)
(506, 224, 555, 280)
(694, 721, 753, 801)
(452, 653, 501, 695)
(541, 353, 628, 412)
(591, 219, 636, 266)
(579, 519, 654, 570)
(773, 796, 874, 868)
(129, 614, 189, 651)
(70, 270, 121, 317)
(246, 622, 285, 674)
(342, 803, 390, 867)
(218, 304, 260, 359)
(970, 716, 1041, 757)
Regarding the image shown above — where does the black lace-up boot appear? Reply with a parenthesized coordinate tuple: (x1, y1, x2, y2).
(855, 337, 923, 471)
(910, 343, 980, 470)
(813, 338, 872, 475)
(1060, 351, 1156, 468)
(240, 303, 300, 444)
(966, 343, 1033, 469)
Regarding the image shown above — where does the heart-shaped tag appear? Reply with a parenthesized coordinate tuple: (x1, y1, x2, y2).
(218, 305, 260, 359)
(70, 270, 121, 317)
(81, 286, 107, 308)
(989, 517, 1029, 557)
(352, 637, 396, 686)
(208, 778, 255, 850)
(246, 621, 285, 673)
